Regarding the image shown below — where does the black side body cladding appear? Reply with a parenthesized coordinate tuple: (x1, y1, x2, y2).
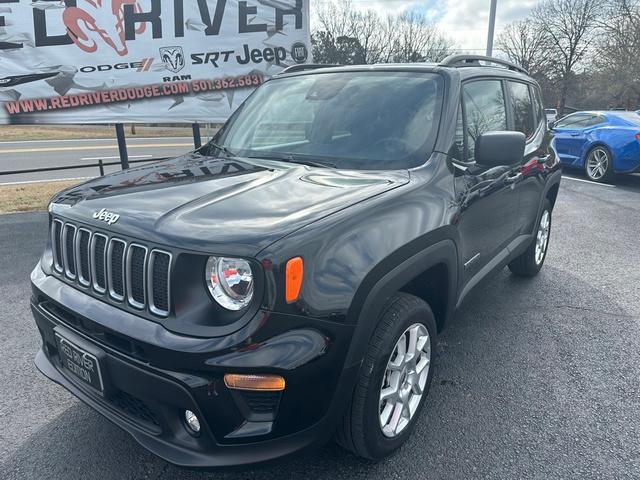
(345, 238, 457, 368)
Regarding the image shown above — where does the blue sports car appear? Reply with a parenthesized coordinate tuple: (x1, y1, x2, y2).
(552, 111, 640, 182)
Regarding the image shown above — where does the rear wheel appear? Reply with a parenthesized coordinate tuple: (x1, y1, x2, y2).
(509, 199, 552, 277)
(584, 146, 613, 183)
(336, 293, 436, 460)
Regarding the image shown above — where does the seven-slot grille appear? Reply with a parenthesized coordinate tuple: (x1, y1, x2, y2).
(51, 219, 172, 317)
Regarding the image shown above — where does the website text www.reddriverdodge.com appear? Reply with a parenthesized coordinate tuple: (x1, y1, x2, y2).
(4, 73, 265, 115)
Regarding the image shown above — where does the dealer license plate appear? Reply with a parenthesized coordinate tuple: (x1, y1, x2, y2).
(55, 332, 105, 394)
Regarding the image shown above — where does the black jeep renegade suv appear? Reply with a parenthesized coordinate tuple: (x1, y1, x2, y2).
(31, 56, 561, 467)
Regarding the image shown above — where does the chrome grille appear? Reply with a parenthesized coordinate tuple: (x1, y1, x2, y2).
(50, 219, 171, 317)
(63, 224, 77, 279)
(148, 250, 171, 317)
(91, 233, 107, 293)
(108, 238, 126, 301)
(51, 219, 64, 273)
(76, 228, 91, 286)
(127, 244, 147, 309)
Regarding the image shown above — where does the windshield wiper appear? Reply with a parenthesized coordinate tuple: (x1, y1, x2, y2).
(207, 141, 236, 158)
(247, 153, 336, 169)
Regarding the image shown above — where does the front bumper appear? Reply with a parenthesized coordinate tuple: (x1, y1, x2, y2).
(30, 265, 358, 467)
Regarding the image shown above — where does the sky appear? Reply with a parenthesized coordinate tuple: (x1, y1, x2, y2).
(335, 0, 540, 53)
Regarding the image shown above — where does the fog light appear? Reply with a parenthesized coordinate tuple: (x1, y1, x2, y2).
(184, 410, 201, 433)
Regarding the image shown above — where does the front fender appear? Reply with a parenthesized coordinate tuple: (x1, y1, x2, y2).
(256, 156, 457, 321)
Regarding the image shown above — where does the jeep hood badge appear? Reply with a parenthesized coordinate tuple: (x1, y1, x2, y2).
(92, 208, 120, 226)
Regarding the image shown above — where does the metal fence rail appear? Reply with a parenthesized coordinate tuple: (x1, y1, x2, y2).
(0, 157, 166, 179)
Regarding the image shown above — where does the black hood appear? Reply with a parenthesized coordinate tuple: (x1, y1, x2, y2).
(50, 153, 409, 257)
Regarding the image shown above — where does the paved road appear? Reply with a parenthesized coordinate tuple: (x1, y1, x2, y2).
(0, 137, 197, 184)
(1, 174, 639, 479)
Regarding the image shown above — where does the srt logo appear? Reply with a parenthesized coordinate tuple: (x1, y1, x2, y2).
(159, 46, 185, 73)
(63, 0, 147, 57)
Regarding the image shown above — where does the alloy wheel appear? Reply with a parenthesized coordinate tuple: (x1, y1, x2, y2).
(379, 323, 431, 438)
(586, 148, 609, 181)
(535, 210, 550, 265)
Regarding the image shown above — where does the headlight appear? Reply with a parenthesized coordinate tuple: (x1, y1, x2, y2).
(205, 256, 254, 310)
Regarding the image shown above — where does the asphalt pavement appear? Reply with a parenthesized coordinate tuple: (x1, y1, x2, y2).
(1, 173, 639, 479)
(0, 137, 196, 184)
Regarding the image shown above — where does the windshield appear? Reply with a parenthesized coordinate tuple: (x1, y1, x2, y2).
(216, 71, 444, 170)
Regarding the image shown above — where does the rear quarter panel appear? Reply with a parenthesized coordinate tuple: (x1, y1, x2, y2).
(581, 126, 640, 172)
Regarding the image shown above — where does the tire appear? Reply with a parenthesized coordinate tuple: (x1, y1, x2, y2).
(584, 146, 614, 183)
(508, 199, 552, 277)
(335, 292, 437, 460)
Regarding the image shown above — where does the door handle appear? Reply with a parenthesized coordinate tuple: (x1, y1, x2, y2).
(506, 172, 523, 184)
(570, 132, 581, 137)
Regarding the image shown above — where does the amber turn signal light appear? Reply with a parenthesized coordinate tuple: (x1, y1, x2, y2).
(224, 374, 286, 392)
(285, 256, 303, 303)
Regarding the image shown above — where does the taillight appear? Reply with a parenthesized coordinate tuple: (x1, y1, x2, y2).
(636, 133, 640, 141)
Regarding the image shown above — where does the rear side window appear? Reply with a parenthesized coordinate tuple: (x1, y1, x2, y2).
(555, 113, 604, 129)
(584, 116, 606, 127)
(618, 112, 640, 126)
(463, 80, 507, 161)
(555, 113, 589, 128)
(508, 81, 536, 139)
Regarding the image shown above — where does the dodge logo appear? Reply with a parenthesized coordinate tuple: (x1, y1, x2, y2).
(92, 208, 120, 226)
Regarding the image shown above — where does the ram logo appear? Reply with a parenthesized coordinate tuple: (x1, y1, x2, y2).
(159, 46, 186, 73)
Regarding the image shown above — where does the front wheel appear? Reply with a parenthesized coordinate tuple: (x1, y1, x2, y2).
(335, 293, 437, 460)
(585, 146, 613, 183)
(508, 199, 552, 277)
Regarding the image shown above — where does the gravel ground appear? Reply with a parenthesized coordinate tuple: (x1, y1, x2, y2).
(1, 173, 639, 479)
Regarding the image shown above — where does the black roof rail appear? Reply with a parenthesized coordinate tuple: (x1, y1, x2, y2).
(278, 64, 340, 75)
(439, 54, 529, 75)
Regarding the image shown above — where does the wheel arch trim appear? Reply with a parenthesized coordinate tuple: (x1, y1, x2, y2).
(343, 237, 458, 369)
(532, 169, 562, 236)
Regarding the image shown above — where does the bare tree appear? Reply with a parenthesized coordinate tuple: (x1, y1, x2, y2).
(532, 0, 602, 114)
(388, 12, 455, 63)
(593, 0, 640, 108)
(352, 10, 392, 64)
(315, 0, 354, 45)
(313, 0, 364, 65)
(497, 20, 550, 76)
(312, 1, 455, 65)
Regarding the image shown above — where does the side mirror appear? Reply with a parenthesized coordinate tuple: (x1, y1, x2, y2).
(548, 120, 556, 130)
(475, 131, 526, 167)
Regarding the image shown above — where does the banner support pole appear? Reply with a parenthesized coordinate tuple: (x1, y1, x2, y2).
(192, 123, 202, 149)
(115, 123, 130, 170)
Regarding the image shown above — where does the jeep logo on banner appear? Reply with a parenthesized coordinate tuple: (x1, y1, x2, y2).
(0, 0, 310, 125)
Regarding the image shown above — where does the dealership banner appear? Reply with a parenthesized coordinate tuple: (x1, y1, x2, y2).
(0, 0, 310, 124)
